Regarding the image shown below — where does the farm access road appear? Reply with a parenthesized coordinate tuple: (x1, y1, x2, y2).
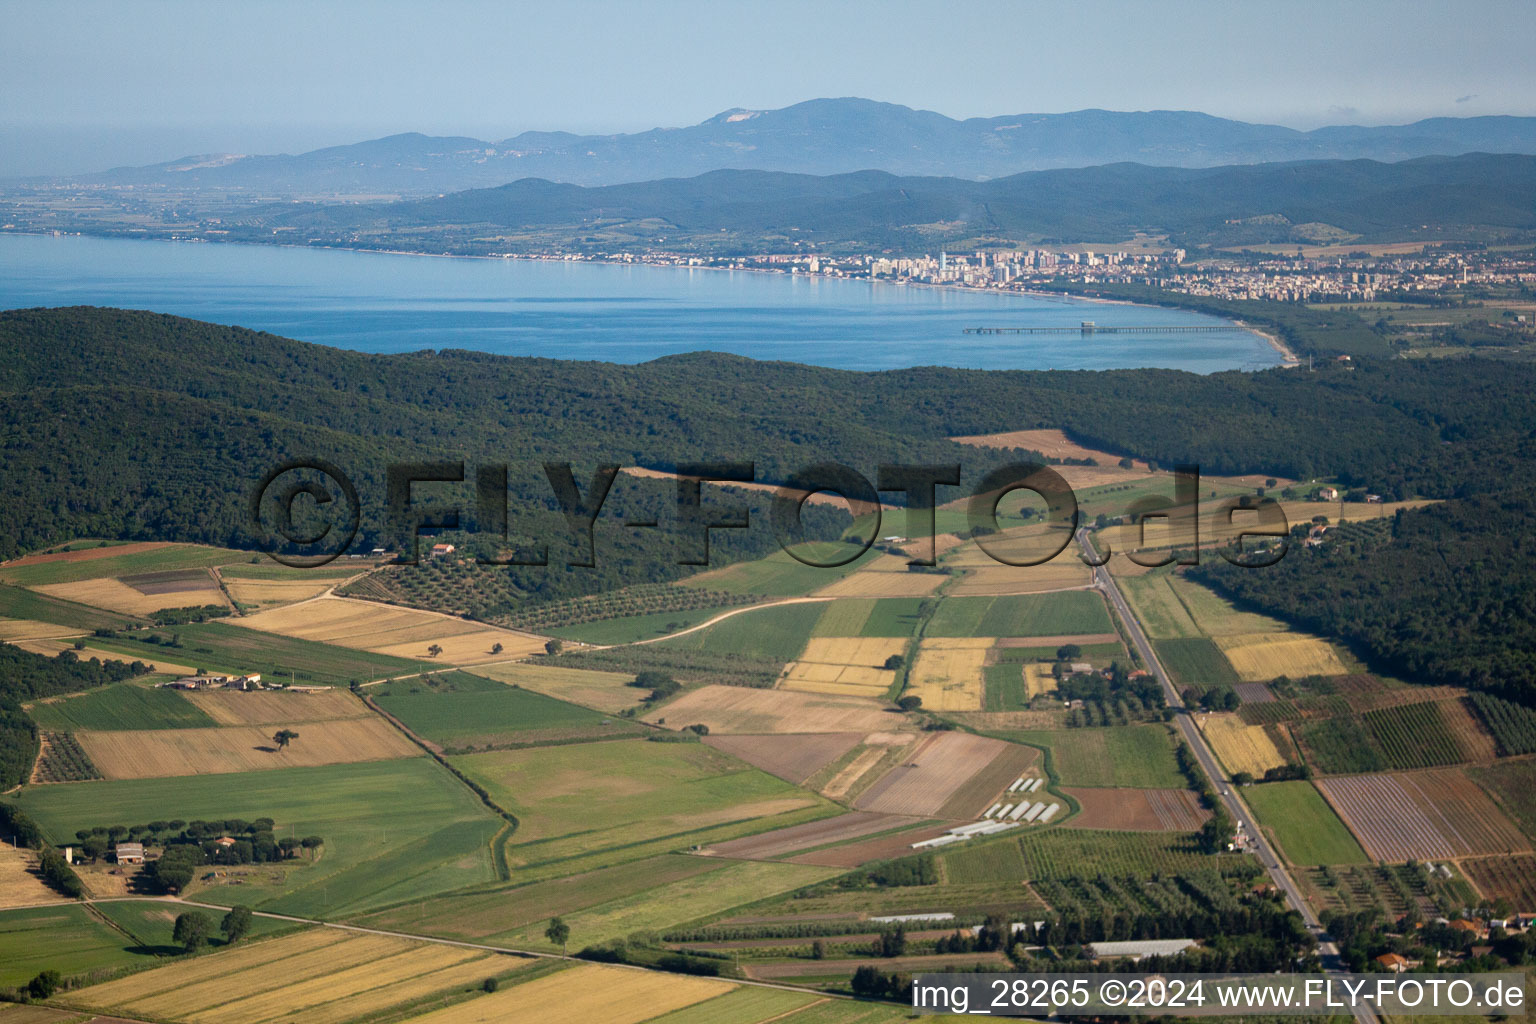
(1079, 527, 1381, 1024)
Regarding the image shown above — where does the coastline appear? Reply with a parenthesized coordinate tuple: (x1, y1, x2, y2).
(1, 228, 1285, 369)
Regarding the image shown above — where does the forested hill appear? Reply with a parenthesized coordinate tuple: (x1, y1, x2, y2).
(249, 153, 1536, 251)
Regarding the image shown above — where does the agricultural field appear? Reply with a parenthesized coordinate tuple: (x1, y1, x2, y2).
(465, 661, 642, 714)
(699, 810, 924, 861)
(222, 573, 346, 611)
(639, 987, 823, 1024)
(375, 685, 639, 749)
(1153, 638, 1239, 688)
(73, 716, 421, 778)
(0, 581, 140, 633)
(1011, 828, 1231, 879)
(1316, 770, 1531, 862)
(0, 845, 54, 909)
(1467, 692, 1536, 756)
(0, 542, 244, 587)
(86, 620, 425, 686)
(64, 928, 531, 1024)
(1064, 787, 1210, 831)
(780, 635, 906, 698)
(1118, 575, 1200, 639)
(1165, 577, 1287, 635)
(14, 637, 196, 675)
(1213, 633, 1348, 682)
(982, 661, 1051, 711)
(545, 605, 744, 645)
(853, 731, 1033, 818)
(948, 560, 1090, 597)
(1461, 855, 1536, 911)
(813, 562, 946, 598)
(642, 685, 900, 734)
(403, 962, 734, 1024)
(235, 596, 545, 665)
(905, 637, 991, 710)
(91, 898, 293, 951)
(703, 732, 865, 785)
(1004, 725, 1185, 789)
(1468, 759, 1536, 841)
(182, 687, 371, 725)
(454, 739, 828, 871)
(1294, 699, 1493, 774)
(0, 904, 156, 989)
(1243, 781, 1369, 866)
(30, 730, 102, 783)
(11, 758, 504, 916)
(33, 572, 225, 617)
(1201, 713, 1293, 776)
(926, 592, 1112, 638)
(847, 597, 928, 637)
(679, 548, 880, 598)
(653, 600, 825, 663)
(26, 682, 218, 731)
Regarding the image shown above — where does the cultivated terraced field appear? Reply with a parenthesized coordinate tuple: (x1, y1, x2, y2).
(1317, 770, 1531, 862)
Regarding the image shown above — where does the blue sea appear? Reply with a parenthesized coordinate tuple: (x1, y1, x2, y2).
(0, 233, 1280, 372)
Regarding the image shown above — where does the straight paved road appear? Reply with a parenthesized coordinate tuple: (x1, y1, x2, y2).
(1080, 528, 1380, 1024)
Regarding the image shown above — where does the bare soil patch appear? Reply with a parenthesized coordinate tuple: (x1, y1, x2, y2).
(701, 811, 924, 860)
(704, 732, 864, 785)
(854, 731, 1010, 817)
(1064, 787, 1210, 831)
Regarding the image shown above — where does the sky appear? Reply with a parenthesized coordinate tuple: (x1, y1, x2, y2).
(4, 0, 1536, 176)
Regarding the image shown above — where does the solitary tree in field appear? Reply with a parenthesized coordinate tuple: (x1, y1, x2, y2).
(426, 643, 443, 658)
(545, 916, 570, 955)
(544, 639, 564, 656)
(490, 642, 503, 655)
(883, 654, 904, 670)
(897, 695, 923, 712)
(173, 910, 213, 952)
(272, 729, 299, 751)
(221, 905, 253, 944)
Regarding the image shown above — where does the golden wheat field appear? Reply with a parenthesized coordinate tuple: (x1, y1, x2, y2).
(949, 428, 1150, 488)
(949, 560, 1089, 596)
(69, 929, 516, 1024)
(643, 685, 898, 733)
(33, 576, 224, 617)
(1202, 713, 1290, 776)
(235, 597, 545, 664)
(1023, 662, 1057, 698)
(814, 568, 946, 598)
(15, 638, 197, 674)
(403, 963, 734, 1024)
(0, 844, 55, 909)
(906, 637, 992, 711)
(182, 688, 370, 725)
(779, 635, 906, 697)
(0, 618, 82, 642)
(75, 717, 420, 779)
(222, 577, 339, 610)
(1213, 633, 1348, 681)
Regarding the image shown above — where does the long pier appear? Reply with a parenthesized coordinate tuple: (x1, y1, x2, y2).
(965, 323, 1236, 335)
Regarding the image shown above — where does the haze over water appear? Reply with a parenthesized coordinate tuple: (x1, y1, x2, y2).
(0, 233, 1279, 372)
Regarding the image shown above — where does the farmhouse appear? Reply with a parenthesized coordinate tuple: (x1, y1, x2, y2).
(1315, 486, 1340, 501)
(428, 543, 456, 559)
(113, 842, 145, 864)
(1375, 953, 1414, 972)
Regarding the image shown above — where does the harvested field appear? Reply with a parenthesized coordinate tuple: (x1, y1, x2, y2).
(645, 685, 901, 734)
(700, 810, 923, 860)
(1118, 576, 1200, 639)
(821, 737, 912, 801)
(181, 688, 369, 725)
(1064, 787, 1210, 832)
(814, 569, 945, 598)
(906, 637, 991, 711)
(950, 428, 1150, 488)
(854, 731, 1013, 817)
(1166, 577, 1287, 635)
(0, 845, 55, 909)
(1202, 713, 1291, 776)
(75, 718, 420, 778)
(406, 962, 732, 1024)
(948, 710, 1066, 731)
(1021, 663, 1056, 699)
(935, 740, 1041, 819)
(1317, 770, 1532, 862)
(1461, 855, 1536, 910)
(704, 733, 864, 785)
(0, 617, 82, 641)
(33, 576, 223, 616)
(222, 576, 338, 609)
(68, 928, 523, 1024)
(790, 823, 957, 867)
(235, 596, 545, 664)
(1214, 633, 1348, 681)
(780, 635, 907, 697)
(950, 561, 1090, 597)
(466, 661, 641, 714)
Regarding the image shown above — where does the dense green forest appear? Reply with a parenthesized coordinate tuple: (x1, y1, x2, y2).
(1195, 494, 1536, 703)
(0, 644, 152, 787)
(240, 153, 1536, 253)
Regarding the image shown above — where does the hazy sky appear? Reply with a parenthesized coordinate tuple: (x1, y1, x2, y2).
(4, 0, 1535, 175)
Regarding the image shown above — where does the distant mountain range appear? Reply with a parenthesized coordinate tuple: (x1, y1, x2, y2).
(257, 153, 1536, 251)
(41, 98, 1536, 194)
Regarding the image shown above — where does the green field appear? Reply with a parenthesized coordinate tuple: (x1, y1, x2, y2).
(859, 598, 927, 637)
(1012, 828, 1232, 879)
(502, 858, 838, 950)
(0, 582, 141, 631)
(983, 662, 1028, 711)
(927, 592, 1112, 638)
(1243, 781, 1369, 866)
(1153, 638, 1240, 688)
(1294, 702, 1470, 775)
(679, 548, 879, 597)
(0, 904, 156, 988)
(1469, 759, 1536, 841)
(27, 682, 217, 731)
(376, 685, 638, 748)
(1005, 725, 1186, 788)
(11, 758, 503, 917)
(645, 987, 823, 1024)
(217, 562, 363, 581)
(655, 600, 824, 662)
(454, 739, 829, 874)
(86, 621, 424, 686)
(1118, 575, 1200, 639)
(941, 834, 1030, 883)
(546, 605, 744, 645)
(811, 599, 875, 636)
(0, 544, 246, 587)
(92, 899, 298, 953)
